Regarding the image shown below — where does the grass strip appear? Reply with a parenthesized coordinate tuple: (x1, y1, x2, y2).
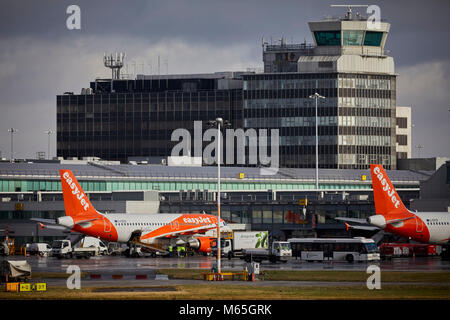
(157, 269, 450, 283)
(0, 284, 449, 300)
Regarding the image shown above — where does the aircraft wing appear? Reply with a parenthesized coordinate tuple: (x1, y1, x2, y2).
(31, 219, 68, 231)
(31, 217, 99, 229)
(30, 218, 58, 225)
(30, 218, 67, 230)
(336, 217, 380, 231)
(335, 217, 368, 224)
(344, 222, 380, 231)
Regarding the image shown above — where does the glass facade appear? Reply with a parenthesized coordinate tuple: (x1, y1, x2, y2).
(0, 177, 375, 193)
(342, 30, 364, 46)
(57, 78, 243, 163)
(364, 31, 383, 46)
(314, 30, 384, 47)
(314, 31, 341, 46)
(243, 72, 396, 169)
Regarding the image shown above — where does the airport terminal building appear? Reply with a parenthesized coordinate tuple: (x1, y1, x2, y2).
(0, 160, 431, 244)
(3, 9, 426, 246)
(57, 11, 404, 170)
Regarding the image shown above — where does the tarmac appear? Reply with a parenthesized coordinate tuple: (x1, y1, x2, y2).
(2, 254, 450, 288)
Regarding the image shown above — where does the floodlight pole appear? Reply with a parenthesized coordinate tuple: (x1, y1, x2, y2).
(309, 93, 325, 193)
(45, 129, 54, 160)
(8, 128, 18, 163)
(207, 117, 230, 276)
(216, 117, 222, 275)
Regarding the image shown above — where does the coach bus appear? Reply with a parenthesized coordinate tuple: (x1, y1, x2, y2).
(288, 237, 380, 263)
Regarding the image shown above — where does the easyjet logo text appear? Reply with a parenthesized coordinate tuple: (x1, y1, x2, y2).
(373, 166, 400, 209)
(62, 171, 89, 211)
(183, 216, 213, 225)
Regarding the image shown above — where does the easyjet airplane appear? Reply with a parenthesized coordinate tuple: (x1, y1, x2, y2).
(338, 164, 450, 246)
(34, 169, 224, 253)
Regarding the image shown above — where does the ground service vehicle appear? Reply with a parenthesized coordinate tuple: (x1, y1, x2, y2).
(288, 237, 380, 263)
(75, 237, 109, 255)
(241, 241, 291, 263)
(212, 231, 269, 259)
(379, 243, 439, 259)
(51, 239, 97, 259)
(108, 242, 128, 256)
(29, 243, 52, 256)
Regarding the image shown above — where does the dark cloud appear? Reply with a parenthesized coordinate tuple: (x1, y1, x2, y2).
(0, 0, 449, 159)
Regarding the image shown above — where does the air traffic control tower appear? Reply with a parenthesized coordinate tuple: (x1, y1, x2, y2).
(300, 10, 393, 74)
(253, 6, 397, 169)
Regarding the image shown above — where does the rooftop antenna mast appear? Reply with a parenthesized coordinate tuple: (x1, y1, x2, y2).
(103, 52, 125, 80)
(330, 4, 368, 20)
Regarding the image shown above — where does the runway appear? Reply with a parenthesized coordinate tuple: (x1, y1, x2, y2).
(2, 255, 450, 290)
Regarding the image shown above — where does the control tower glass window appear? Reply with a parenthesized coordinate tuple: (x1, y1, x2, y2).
(314, 31, 341, 46)
(364, 31, 383, 46)
(343, 30, 364, 46)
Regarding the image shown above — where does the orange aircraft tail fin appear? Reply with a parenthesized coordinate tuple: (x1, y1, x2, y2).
(59, 170, 99, 217)
(370, 164, 410, 216)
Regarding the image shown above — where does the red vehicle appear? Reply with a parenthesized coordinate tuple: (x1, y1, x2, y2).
(379, 243, 438, 258)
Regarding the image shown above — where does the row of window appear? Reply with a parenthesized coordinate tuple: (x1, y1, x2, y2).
(244, 116, 339, 128)
(339, 97, 392, 109)
(58, 90, 242, 106)
(338, 77, 391, 90)
(0, 179, 373, 193)
(338, 116, 391, 128)
(244, 97, 338, 109)
(314, 30, 383, 47)
(243, 79, 337, 91)
(339, 135, 391, 147)
(244, 95, 392, 110)
(279, 135, 338, 146)
(338, 153, 391, 166)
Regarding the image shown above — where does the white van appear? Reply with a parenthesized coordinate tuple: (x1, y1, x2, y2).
(75, 237, 109, 255)
(29, 243, 52, 256)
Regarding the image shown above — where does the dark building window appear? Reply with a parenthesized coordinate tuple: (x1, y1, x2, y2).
(397, 152, 408, 159)
(314, 31, 341, 46)
(364, 31, 383, 46)
(396, 134, 408, 146)
(397, 117, 407, 129)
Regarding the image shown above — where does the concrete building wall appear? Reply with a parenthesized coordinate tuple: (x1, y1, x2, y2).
(410, 161, 450, 212)
(396, 106, 412, 159)
(397, 157, 450, 171)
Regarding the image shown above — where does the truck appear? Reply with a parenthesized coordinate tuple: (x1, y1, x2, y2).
(29, 243, 52, 257)
(211, 231, 269, 259)
(241, 241, 292, 263)
(51, 239, 97, 259)
(74, 237, 109, 255)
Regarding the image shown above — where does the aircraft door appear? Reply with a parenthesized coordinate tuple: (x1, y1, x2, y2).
(103, 216, 111, 233)
(415, 217, 423, 233)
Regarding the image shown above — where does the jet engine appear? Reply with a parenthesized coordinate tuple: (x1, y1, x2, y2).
(187, 237, 213, 253)
(367, 215, 386, 229)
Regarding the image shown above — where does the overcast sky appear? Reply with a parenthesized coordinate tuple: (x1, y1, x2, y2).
(0, 0, 449, 160)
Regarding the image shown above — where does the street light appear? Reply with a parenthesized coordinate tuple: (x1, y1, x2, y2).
(7, 128, 18, 163)
(44, 129, 54, 160)
(207, 117, 231, 275)
(309, 93, 325, 192)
